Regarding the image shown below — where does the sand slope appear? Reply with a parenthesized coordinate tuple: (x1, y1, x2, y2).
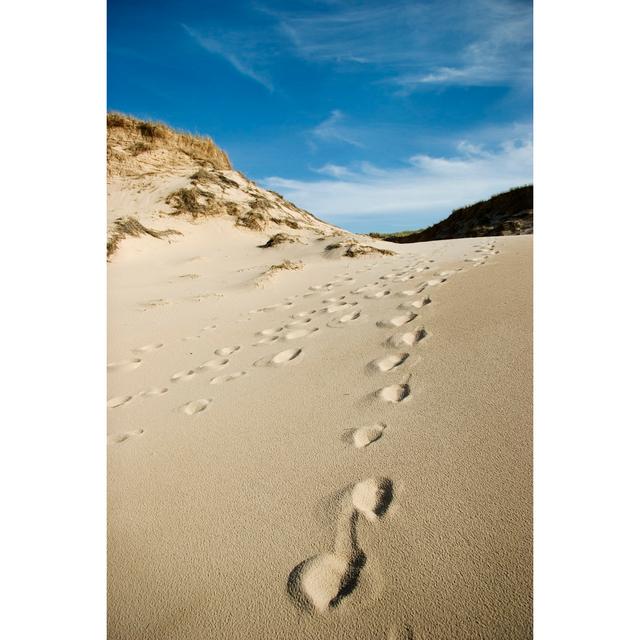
(108, 228, 532, 639)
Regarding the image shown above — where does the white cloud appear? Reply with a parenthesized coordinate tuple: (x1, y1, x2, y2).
(310, 110, 363, 147)
(274, 0, 532, 91)
(263, 130, 532, 225)
(313, 163, 355, 178)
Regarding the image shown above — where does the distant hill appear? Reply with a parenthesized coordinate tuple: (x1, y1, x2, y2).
(372, 185, 533, 243)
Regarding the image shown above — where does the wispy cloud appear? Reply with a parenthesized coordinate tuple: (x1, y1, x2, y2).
(272, 0, 532, 91)
(310, 110, 363, 148)
(263, 126, 532, 226)
(313, 163, 356, 178)
(182, 25, 274, 91)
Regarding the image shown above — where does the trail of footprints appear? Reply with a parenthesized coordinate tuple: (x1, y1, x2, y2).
(107, 255, 456, 424)
(285, 256, 467, 619)
(109, 246, 495, 629)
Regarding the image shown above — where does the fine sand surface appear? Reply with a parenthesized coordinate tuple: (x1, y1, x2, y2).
(108, 226, 532, 640)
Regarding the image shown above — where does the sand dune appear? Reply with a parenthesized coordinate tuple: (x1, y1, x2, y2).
(108, 225, 532, 639)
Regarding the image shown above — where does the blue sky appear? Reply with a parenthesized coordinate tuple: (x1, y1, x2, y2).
(108, 0, 532, 233)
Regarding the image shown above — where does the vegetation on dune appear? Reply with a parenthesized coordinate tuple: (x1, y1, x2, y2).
(107, 112, 232, 171)
(107, 217, 182, 258)
(235, 197, 271, 231)
(372, 185, 533, 243)
(325, 241, 395, 257)
(266, 260, 303, 273)
(259, 233, 300, 248)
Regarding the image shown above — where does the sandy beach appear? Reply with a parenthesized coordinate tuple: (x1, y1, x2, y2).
(108, 218, 532, 639)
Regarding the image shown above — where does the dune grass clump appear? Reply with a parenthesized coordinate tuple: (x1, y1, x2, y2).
(266, 260, 303, 273)
(272, 218, 300, 230)
(190, 169, 213, 183)
(344, 243, 395, 257)
(167, 187, 205, 215)
(259, 233, 300, 248)
(325, 241, 395, 258)
(129, 142, 152, 156)
(107, 112, 232, 170)
(107, 217, 182, 258)
(235, 197, 272, 231)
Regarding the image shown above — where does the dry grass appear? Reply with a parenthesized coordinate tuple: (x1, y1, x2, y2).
(129, 142, 152, 156)
(108, 112, 232, 172)
(271, 218, 300, 230)
(266, 260, 303, 273)
(167, 187, 205, 215)
(345, 243, 395, 257)
(165, 187, 228, 218)
(216, 173, 240, 189)
(190, 169, 213, 183)
(325, 241, 395, 258)
(107, 217, 182, 258)
(259, 233, 300, 248)
(235, 197, 271, 231)
(255, 259, 303, 287)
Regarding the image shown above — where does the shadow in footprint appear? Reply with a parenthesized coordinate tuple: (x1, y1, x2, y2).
(352, 478, 394, 521)
(287, 509, 366, 614)
(341, 423, 386, 449)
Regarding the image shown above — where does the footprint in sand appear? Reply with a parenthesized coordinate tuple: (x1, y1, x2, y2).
(132, 343, 163, 354)
(398, 297, 431, 310)
(139, 298, 171, 311)
(202, 324, 217, 332)
(368, 353, 409, 373)
(287, 501, 365, 613)
(139, 387, 169, 398)
(288, 479, 394, 613)
(387, 624, 415, 639)
(328, 311, 361, 327)
(387, 328, 428, 348)
(365, 290, 391, 299)
(254, 348, 302, 367)
(351, 477, 395, 522)
(108, 358, 142, 373)
(426, 278, 447, 286)
(258, 327, 283, 336)
(197, 357, 230, 371)
(215, 346, 240, 356)
(283, 327, 319, 340)
(109, 429, 144, 444)
(181, 398, 212, 415)
(376, 313, 417, 328)
(342, 423, 386, 449)
(286, 318, 311, 327)
(210, 371, 247, 384)
(377, 383, 411, 403)
(323, 302, 354, 314)
(107, 395, 134, 409)
(253, 336, 279, 346)
(171, 369, 198, 382)
(398, 283, 428, 296)
(322, 296, 346, 303)
(293, 310, 316, 318)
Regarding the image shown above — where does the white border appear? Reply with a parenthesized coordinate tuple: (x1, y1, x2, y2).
(2, 0, 639, 637)
(1, 0, 106, 638)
